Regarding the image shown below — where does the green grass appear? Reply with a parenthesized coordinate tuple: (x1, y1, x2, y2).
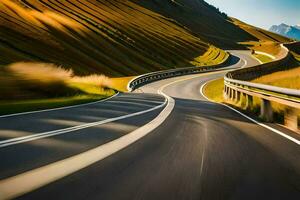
(253, 53, 273, 63)
(291, 52, 300, 61)
(253, 52, 300, 91)
(191, 46, 229, 66)
(0, 79, 115, 116)
(239, 41, 282, 56)
(110, 76, 135, 92)
(0, 94, 112, 115)
(0, 62, 116, 115)
(203, 78, 224, 102)
(203, 78, 279, 121)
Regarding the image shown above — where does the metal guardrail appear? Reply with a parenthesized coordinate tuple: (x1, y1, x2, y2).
(224, 77, 300, 99)
(224, 44, 300, 130)
(127, 54, 234, 92)
(224, 44, 295, 99)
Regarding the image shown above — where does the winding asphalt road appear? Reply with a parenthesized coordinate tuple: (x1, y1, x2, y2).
(0, 51, 299, 200)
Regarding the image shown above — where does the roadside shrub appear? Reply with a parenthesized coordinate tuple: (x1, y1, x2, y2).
(0, 62, 79, 100)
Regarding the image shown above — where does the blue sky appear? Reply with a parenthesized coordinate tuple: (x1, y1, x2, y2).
(205, 0, 300, 29)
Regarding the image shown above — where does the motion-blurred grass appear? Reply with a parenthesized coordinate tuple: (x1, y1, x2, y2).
(203, 78, 224, 103)
(0, 62, 115, 115)
(253, 50, 300, 91)
(253, 53, 273, 63)
(203, 78, 292, 124)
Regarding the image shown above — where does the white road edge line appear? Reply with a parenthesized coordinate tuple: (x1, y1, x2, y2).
(255, 51, 276, 60)
(241, 59, 248, 68)
(251, 55, 263, 64)
(0, 101, 166, 148)
(200, 79, 300, 146)
(1, 74, 212, 200)
(0, 92, 120, 118)
(0, 70, 248, 199)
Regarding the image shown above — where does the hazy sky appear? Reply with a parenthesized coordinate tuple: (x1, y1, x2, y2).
(205, 0, 300, 29)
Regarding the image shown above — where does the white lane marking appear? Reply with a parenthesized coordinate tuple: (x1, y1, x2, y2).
(0, 71, 250, 199)
(1, 74, 201, 200)
(255, 51, 276, 60)
(0, 93, 119, 118)
(0, 101, 172, 199)
(241, 59, 248, 68)
(251, 55, 263, 64)
(199, 123, 207, 181)
(0, 102, 166, 148)
(114, 99, 163, 104)
(200, 79, 300, 146)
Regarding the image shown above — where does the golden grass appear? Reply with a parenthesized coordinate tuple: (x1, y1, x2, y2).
(204, 78, 285, 120)
(71, 74, 111, 89)
(0, 61, 116, 114)
(0, 0, 212, 76)
(8, 62, 73, 83)
(203, 78, 224, 102)
(110, 76, 135, 92)
(232, 18, 292, 43)
(191, 46, 229, 66)
(0, 0, 83, 34)
(292, 52, 300, 61)
(239, 41, 281, 56)
(0, 62, 113, 100)
(253, 53, 273, 63)
(253, 67, 300, 90)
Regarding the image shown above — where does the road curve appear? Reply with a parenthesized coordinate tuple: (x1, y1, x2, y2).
(0, 51, 300, 200)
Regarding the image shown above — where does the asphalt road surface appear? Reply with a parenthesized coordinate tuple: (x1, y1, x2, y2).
(0, 51, 299, 200)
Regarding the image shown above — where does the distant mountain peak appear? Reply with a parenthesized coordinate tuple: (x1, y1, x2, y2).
(279, 23, 289, 27)
(270, 23, 300, 40)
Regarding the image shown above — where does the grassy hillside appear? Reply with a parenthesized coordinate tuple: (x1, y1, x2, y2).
(1, 0, 290, 77)
(0, 0, 295, 114)
(253, 42, 300, 89)
(0, 0, 214, 77)
(233, 18, 293, 56)
(133, 0, 257, 49)
(232, 18, 292, 43)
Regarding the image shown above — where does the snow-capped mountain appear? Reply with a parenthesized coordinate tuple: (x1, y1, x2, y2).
(269, 23, 300, 40)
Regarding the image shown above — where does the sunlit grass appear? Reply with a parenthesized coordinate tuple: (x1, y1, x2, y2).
(203, 78, 288, 122)
(0, 0, 210, 76)
(253, 66, 300, 90)
(110, 76, 135, 92)
(239, 41, 281, 56)
(253, 53, 273, 63)
(0, 95, 109, 115)
(203, 78, 224, 103)
(0, 62, 115, 115)
(191, 47, 229, 66)
(232, 18, 292, 43)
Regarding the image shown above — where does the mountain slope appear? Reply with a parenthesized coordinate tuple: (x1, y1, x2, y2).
(132, 0, 257, 49)
(270, 23, 300, 40)
(0, 0, 291, 77)
(0, 0, 210, 76)
(232, 19, 292, 42)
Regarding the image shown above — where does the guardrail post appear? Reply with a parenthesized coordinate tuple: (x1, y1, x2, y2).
(260, 99, 273, 122)
(228, 88, 232, 100)
(236, 91, 241, 103)
(230, 88, 235, 101)
(224, 86, 230, 100)
(223, 86, 228, 100)
(246, 94, 253, 109)
(284, 108, 299, 131)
